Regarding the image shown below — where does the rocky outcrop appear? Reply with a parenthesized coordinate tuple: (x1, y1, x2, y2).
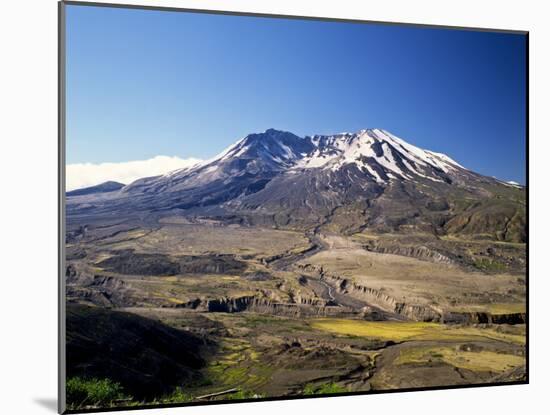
(441, 312, 490, 324)
(205, 296, 255, 313)
(297, 264, 442, 322)
(442, 311, 526, 325)
(66, 264, 135, 307)
(362, 242, 453, 265)
(175, 295, 356, 317)
(393, 303, 441, 322)
(90, 275, 126, 291)
(315, 268, 525, 324)
(65, 263, 92, 285)
(65, 225, 88, 243)
(491, 313, 526, 324)
(66, 286, 114, 307)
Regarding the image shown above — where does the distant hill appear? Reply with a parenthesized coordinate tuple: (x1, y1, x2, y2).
(67, 181, 125, 197)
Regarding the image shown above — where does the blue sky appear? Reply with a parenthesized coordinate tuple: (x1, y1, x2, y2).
(66, 4, 527, 183)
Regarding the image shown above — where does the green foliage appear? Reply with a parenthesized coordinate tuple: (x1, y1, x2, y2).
(303, 382, 347, 395)
(473, 257, 506, 272)
(66, 377, 128, 409)
(159, 387, 263, 404)
(160, 387, 194, 404)
(224, 389, 264, 400)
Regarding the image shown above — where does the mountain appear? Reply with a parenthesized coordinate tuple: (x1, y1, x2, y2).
(67, 128, 526, 242)
(67, 181, 125, 197)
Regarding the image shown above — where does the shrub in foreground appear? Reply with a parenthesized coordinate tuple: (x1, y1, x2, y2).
(66, 377, 128, 409)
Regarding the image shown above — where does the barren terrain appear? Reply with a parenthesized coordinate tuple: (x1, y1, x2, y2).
(65, 218, 526, 410)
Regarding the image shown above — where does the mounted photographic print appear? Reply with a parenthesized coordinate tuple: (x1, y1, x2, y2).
(59, 1, 528, 413)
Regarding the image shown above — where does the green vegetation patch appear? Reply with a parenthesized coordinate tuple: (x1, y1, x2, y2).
(310, 319, 526, 344)
(310, 319, 440, 341)
(473, 257, 507, 272)
(395, 347, 525, 373)
(66, 377, 129, 409)
(205, 338, 273, 391)
(158, 387, 194, 404)
(303, 382, 347, 395)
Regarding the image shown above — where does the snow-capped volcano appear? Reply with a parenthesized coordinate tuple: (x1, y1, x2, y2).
(67, 128, 525, 242)
(105, 127, 487, 206)
(127, 128, 468, 193)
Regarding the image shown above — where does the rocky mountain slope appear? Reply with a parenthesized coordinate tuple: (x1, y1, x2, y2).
(67, 128, 525, 242)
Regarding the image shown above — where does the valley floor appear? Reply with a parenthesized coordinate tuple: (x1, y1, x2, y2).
(64, 218, 526, 410)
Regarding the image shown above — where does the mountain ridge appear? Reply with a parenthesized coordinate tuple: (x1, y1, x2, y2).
(67, 128, 526, 243)
(66, 180, 125, 197)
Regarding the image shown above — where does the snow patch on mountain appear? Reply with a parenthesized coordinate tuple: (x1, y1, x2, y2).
(291, 128, 466, 183)
(503, 180, 523, 188)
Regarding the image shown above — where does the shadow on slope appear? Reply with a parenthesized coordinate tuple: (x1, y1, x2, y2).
(66, 304, 208, 401)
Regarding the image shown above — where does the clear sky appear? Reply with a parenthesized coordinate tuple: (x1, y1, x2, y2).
(66, 4, 527, 183)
